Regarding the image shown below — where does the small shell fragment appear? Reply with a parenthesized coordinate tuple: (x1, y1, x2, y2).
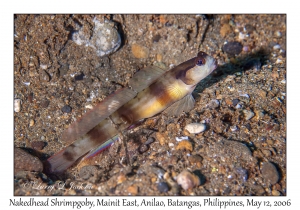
(156, 132, 167, 146)
(117, 173, 127, 184)
(207, 99, 220, 109)
(275, 58, 283, 64)
(243, 110, 255, 120)
(85, 104, 93, 109)
(175, 136, 189, 141)
(184, 123, 206, 134)
(273, 44, 281, 50)
(176, 170, 200, 190)
(239, 93, 250, 98)
(29, 119, 35, 127)
(280, 79, 286, 84)
(40, 64, 48, 70)
(176, 140, 193, 151)
(230, 125, 239, 132)
(235, 104, 242, 109)
(127, 185, 138, 195)
(275, 31, 282, 38)
(255, 110, 265, 120)
(14, 99, 21, 112)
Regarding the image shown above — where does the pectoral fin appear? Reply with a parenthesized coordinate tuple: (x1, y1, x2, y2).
(163, 94, 195, 117)
(129, 65, 166, 92)
(61, 88, 136, 144)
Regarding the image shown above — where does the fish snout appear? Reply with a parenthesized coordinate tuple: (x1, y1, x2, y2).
(212, 58, 218, 70)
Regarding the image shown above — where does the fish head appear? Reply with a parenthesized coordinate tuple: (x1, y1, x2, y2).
(184, 51, 218, 85)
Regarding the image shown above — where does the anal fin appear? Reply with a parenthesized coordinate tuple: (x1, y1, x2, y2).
(83, 135, 120, 160)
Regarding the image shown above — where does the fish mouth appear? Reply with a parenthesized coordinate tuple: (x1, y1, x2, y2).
(212, 59, 218, 71)
(206, 57, 218, 74)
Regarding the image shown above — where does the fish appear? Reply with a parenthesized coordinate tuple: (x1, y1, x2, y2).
(47, 51, 217, 174)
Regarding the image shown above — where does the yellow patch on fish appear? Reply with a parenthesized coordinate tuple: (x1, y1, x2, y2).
(142, 81, 187, 118)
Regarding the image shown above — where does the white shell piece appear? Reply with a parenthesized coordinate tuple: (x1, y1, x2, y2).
(184, 123, 206, 134)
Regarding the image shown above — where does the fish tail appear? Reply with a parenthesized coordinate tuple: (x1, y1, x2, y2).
(47, 119, 119, 174)
(47, 136, 119, 173)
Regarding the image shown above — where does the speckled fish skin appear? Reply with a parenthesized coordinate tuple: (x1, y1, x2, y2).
(47, 51, 217, 174)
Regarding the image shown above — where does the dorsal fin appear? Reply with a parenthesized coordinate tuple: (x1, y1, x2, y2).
(163, 94, 195, 117)
(61, 65, 166, 144)
(61, 88, 136, 144)
(129, 65, 166, 92)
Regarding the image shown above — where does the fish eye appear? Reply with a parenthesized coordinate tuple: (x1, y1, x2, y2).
(196, 58, 205, 66)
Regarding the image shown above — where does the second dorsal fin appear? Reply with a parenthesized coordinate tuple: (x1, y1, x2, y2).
(61, 88, 137, 144)
(61, 65, 166, 144)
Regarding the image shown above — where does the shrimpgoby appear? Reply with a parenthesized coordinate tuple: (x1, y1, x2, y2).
(47, 51, 217, 173)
